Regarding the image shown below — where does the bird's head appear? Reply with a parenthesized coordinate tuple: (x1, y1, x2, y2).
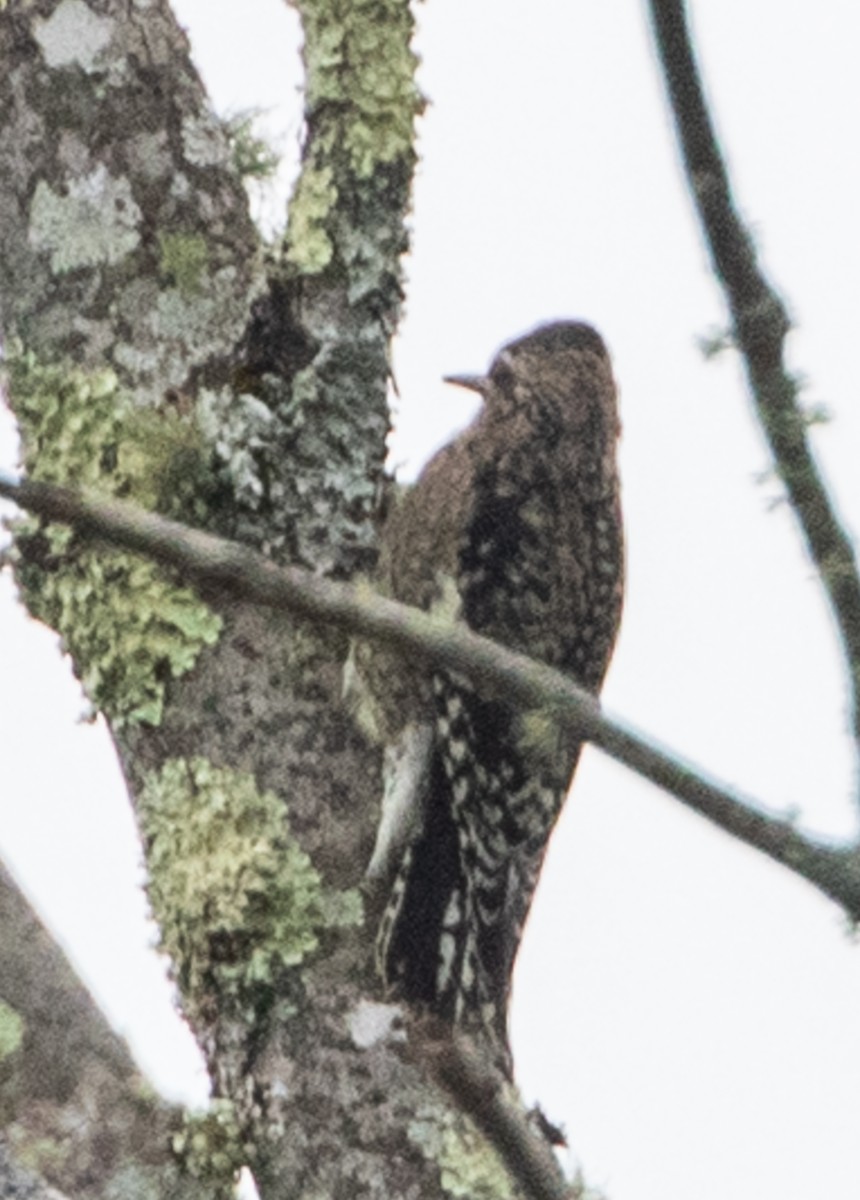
(444, 320, 618, 437)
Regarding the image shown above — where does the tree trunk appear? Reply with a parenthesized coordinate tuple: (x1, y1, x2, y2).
(0, 1, 514, 1196)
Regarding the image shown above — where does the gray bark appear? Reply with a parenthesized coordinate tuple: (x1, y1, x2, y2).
(0, 0, 479, 1196)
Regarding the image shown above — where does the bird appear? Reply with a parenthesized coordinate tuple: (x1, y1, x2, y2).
(358, 320, 624, 1074)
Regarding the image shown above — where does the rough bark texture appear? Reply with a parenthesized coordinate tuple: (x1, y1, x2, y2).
(0, 1, 520, 1197)
(0, 861, 209, 1199)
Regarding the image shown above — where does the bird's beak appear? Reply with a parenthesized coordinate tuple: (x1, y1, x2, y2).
(442, 373, 488, 394)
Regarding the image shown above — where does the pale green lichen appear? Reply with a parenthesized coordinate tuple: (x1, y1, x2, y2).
(438, 1126, 516, 1200)
(5, 344, 221, 727)
(317, 885, 364, 929)
(29, 166, 142, 273)
(139, 758, 362, 1018)
(172, 1099, 246, 1198)
(284, 0, 421, 273)
(17, 542, 222, 726)
(284, 166, 337, 272)
(299, 0, 421, 179)
(0, 1002, 24, 1061)
(158, 231, 209, 297)
(408, 1106, 516, 1200)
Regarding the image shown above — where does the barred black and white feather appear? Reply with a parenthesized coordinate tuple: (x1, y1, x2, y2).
(369, 321, 624, 1073)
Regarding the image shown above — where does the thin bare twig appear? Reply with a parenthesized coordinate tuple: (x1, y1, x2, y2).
(646, 0, 860, 765)
(412, 1018, 585, 1200)
(2, 472, 859, 919)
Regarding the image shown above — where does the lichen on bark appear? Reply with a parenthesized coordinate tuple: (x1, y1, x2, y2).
(3, 343, 222, 727)
(227, 0, 425, 576)
(0, 2, 470, 1197)
(139, 757, 362, 1023)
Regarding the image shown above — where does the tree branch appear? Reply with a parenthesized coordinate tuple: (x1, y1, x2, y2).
(646, 0, 860, 769)
(412, 1019, 588, 1200)
(0, 859, 213, 1199)
(3, 472, 859, 921)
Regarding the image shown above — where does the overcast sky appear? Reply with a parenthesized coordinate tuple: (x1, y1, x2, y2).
(2, 4, 860, 1200)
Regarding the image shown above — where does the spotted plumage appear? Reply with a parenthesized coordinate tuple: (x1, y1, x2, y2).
(366, 320, 623, 1073)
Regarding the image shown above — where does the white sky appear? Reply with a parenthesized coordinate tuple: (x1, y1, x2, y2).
(2, 3, 860, 1199)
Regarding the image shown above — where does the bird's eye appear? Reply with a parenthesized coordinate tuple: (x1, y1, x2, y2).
(490, 352, 515, 388)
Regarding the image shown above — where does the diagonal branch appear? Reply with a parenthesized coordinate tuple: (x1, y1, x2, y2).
(0, 859, 208, 1199)
(412, 1018, 585, 1200)
(646, 0, 860, 767)
(2, 472, 859, 920)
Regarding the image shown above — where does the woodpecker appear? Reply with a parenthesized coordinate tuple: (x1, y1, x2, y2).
(363, 320, 623, 1073)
